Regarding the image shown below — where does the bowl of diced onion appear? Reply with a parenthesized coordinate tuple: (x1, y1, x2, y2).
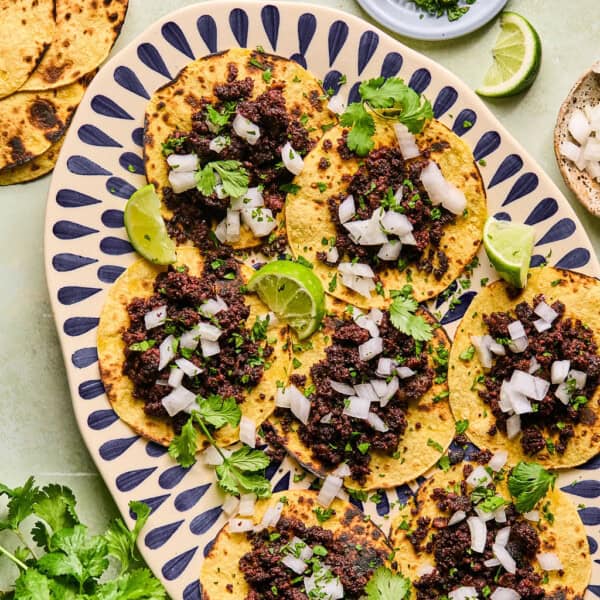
(555, 60, 600, 217)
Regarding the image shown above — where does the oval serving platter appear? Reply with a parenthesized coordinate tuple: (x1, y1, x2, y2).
(44, 2, 600, 598)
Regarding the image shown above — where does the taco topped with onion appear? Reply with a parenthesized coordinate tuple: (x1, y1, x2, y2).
(390, 458, 591, 599)
(201, 490, 394, 599)
(449, 267, 600, 468)
(97, 247, 290, 448)
(285, 116, 487, 307)
(144, 47, 336, 251)
(265, 294, 454, 490)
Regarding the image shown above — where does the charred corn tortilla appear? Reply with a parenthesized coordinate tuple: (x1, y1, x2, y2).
(97, 247, 291, 448)
(449, 267, 600, 468)
(268, 297, 454, 490)
(0, 135, 64, 185)
(0, 0, 55, 99)
(286, 118, 486, 307)
(20, 0, 128, 92)
(144, 47, 335, 249)
(201, 490, 392, 599)
(0, 74, 91, 171)
(389, 465, 591, 599)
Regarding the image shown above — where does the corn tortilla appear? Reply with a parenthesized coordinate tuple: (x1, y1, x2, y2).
(0, 135, 64, 185)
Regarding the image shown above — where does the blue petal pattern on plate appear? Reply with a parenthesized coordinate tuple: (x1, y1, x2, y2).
(44, 5, 600, 597)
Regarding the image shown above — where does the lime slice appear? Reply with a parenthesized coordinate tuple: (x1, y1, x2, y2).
(248, 261, 325, 340)
(124, 184, 176, 265)
(483, 217, 535, 288)
(476, 12, 542, 98)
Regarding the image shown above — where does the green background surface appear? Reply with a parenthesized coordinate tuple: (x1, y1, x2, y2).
(1, 0, 599, 591)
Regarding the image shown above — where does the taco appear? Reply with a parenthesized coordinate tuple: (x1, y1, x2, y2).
(19, 0, 128, 91)
(97, 247, 290, 448)
(144, 47, 336, 251)
(265, 296, 454, 490)
(0, 0, 55, 99)
(0, 135, 64, 185)
(448, 267, 600, 468)
(285, 117, 487, 307)
(0, 73, 92, 171)
(201, 490, 393, 599)
(389, 459, 591, 599)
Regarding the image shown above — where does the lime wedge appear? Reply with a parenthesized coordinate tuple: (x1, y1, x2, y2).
(476, 12, 542, 98)
(483, 217, 535, 288)
(248, 261, 325, 340)
(124, 184, 176, 265)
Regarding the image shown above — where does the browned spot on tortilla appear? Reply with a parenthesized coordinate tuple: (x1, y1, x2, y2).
(108, 12, 118, 22)
(29, 99, 59, 129)
(8, 137, 33, 165)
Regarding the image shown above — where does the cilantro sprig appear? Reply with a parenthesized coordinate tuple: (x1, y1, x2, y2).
(389, 295, 433, 342)
(196, 160, 249, 198)
(168, 395, 272, 499)
(0, 478, 165, 598)
(508, 462, 557, 513)
(365, 566, 412, 600)
(340, 77, 433, 156)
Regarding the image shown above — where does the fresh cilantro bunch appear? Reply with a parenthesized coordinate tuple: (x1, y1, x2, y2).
(0, 478, 165, 599)
(168, 395, 272, 499)
(195, 160, 249, 198)
(389, 295, 433, 342)
(508, 462, 557, 513)
(409, 0, 476, 21)
(340, 77, 433, 156)
(364, 567, 411, 599)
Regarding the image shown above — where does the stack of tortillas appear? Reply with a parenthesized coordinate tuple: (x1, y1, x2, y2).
(0, 0, 129, 185)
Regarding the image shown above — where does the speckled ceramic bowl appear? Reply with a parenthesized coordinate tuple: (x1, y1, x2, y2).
(555, 61, 600, 217)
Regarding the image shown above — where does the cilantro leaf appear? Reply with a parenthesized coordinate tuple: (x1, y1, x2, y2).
(195, 160, 249, 198)
(206, 104, 235, 131)
(389, 296, 433, 342)
(340, 102, 376, 156)
(225, 445, 271, 472)
(32, 484, 79, 541)
(105, 501, 151, 573)
(215, 446, 271, 498)
(13, 569, 52, 600)
(365, 566, 411, 600)
(508, 462, 557, 513)
(359, 77, 410, 109)
(167, 417, 198, 468)
(95, 568, 166, 599)
(478, 495, 506, 513)
(195, 395, 241, 429)
(0, 477, 41, 531)
(195, 164, 217, 196)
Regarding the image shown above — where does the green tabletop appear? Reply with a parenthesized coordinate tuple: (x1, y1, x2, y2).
(1, 0, 599, 589)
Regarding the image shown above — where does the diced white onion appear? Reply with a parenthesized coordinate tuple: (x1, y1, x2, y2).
(380, 210, 413, 237)
(195, 321, 222, 341)
(379, 377, 399, 407)
(358, 337, 383, 362)
(475, 506, 494, 522)
(508, 320, 526, 340)
(510, 390, 533, 415)
(510, 370, 550, 401)
(223, 209, 241, 243)
(528, 356, 541, 374)
(494, 507, 507, 523)
(327, 92, 347, 115)
(168, 366, 184, 388)
(161, 385, 197, 417)
(158, 335, 177, 370)
(508, 336, 529, 353)
(370, 379, 388, 398)
(288, 385, 311, 425)
(466, 465, 492, 487)
(241, 207, 277, 237)
(200, 338, 220, 357)
(275, 387, 291, 408)
(369, 308, 384, 325)
(281, 142, 304, 175)
(214, 218, 228, 243)
(448, 510, 466, 526)
(471, 335, 493, 370)
(231, 186, 264, 210)
(175, 358, 202, 377)
(338, 262, 375, 278)
(560, 140, 582, 163)
(417, 564, 436, 577)
(326, 246, 339, 263)
(484, 558, 501, 568)
(568, 109, 591, 144)
(214, 182, 228, 199)
(329, 380, 355, 396)
(367, 411, 389, 432)
(491, 587, 521, 600)
(551, 360, 570, 384)
(396, 366, 416, 379)
(554, 382, 571, 404)
(488, 450, 508, 472)
(376, 357, 395, 377)
(168, 170, 197, 194)
(332, 463, 351, 478)
(355, 314, 380, 338)
(167, 153, 199, 172)
(569, 369, 587, 389)
(229, 518, 255, 533)
(394, 122, 421, 159)
(179, 328, 200, 350)
(338, 195, 355, 224)
(282, 554, 307, 574)
(209, 135, 229, 153)
(344, 217, 387, 245)
(495, 526, 511, 547)
(222, 495, 240, 515)
(320, 412, 333, 424)
(523, 510, 540, 522)
(239, 416, 256, 448)
(449, 587, 479, 600)
(233, 113, 260, 145)
(354, 382, 379, 403)
(343, 396, 371, 419)
(199, 296, 228, 317)
(144, 305, 167, 330)
(534, 301, 558, 324)
(340, 273, 375, 298)
(202, 445, 227, 466)
(238, 493, 256, 517)
(506, 414, 521, 439)
(467, 516, 487, 553)
(493, 543, 516, 574)
(400, 231, 417, 246)
(258, 502, 284, 531)
(317, 475, 343, 507)
(489, 340, 506, 356)
(321, 576, 344, 600)
(377, 240, 402, 261)
(420, 161, 467, 214)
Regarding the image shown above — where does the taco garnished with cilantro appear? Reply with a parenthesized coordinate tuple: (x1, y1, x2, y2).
(97, 247, 290, 449)
(285, 78, 487, 307)
(143, 47, 335, 251)
(201, 490, 400, 599)
(449, 267, 600, 468)
(390, 457, 590, 599)
(264, 293, 454, 490)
